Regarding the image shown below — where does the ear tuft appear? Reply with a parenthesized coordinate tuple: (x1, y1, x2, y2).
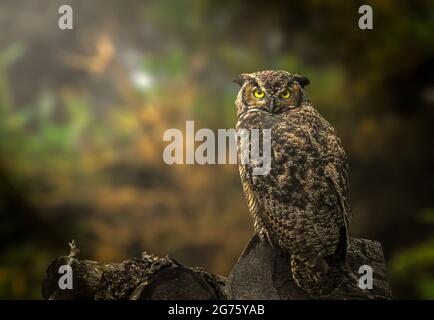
(293, 74, 310, 88)
(233, 73, 249, 86)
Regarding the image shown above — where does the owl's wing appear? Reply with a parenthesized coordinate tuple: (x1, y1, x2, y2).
(325, 137, 352, 248)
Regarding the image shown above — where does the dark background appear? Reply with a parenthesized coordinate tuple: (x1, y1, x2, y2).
(0, 0, 433, 299)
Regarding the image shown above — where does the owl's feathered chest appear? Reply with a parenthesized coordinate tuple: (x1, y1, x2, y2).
(236, 106, 336, 160)
(236, 106, 341, 209)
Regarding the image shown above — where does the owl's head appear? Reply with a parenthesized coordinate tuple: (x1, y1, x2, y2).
(233, 70, 310, 117)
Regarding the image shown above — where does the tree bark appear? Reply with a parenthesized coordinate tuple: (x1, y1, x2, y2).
(42, 236, 392, 300)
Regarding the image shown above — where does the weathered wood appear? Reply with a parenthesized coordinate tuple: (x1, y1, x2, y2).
(226, 235, 392, 299)
(42, 242, 226, 300)
(42, 236, 392, 300)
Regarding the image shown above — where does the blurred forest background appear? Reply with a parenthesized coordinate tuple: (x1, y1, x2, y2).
(0, 0, 433, 299)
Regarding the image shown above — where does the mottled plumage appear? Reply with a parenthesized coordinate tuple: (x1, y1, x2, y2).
(234, 70, 352, 296)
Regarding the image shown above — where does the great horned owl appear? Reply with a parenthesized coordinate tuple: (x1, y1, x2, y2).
(234, 70, 351, 297)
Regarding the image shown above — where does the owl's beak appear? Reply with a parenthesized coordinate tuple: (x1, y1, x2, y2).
(269, 99, 276, 114)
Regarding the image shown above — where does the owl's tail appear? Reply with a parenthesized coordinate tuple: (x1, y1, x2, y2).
(290, 253, 345, 297)
(290, 228, 347, 297)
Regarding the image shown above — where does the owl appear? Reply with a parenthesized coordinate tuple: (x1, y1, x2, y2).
(234, 70, 352, 297)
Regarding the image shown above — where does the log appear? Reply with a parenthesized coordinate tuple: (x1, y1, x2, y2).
(42, 241, 226, 300)
(42, 237, 392, 300)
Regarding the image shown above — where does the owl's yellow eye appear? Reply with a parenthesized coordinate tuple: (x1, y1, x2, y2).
(280, 89, 291, 99)
(253, 88, 265, 99)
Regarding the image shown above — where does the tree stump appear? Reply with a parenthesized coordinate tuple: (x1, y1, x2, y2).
(225, 235, 392, 299)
